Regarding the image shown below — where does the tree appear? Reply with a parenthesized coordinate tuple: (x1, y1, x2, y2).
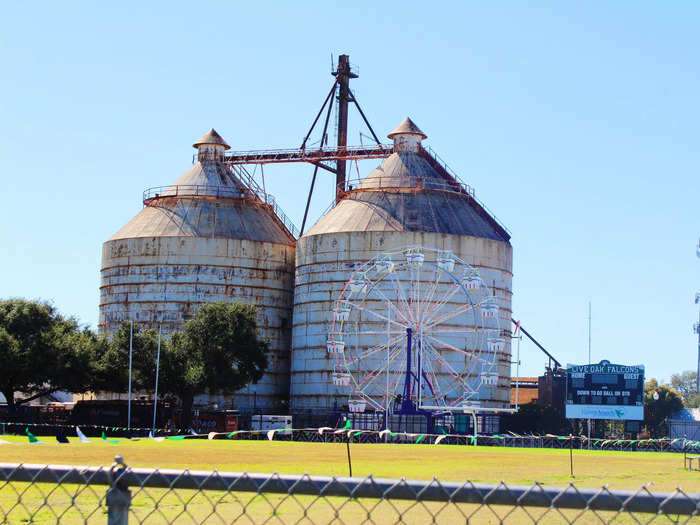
(670, 370, 699, 407)
(644, 379, 683, 437)
(92, 322, 160, 393)
(163, 303, 268, 428)
(0, 299, 96, 406)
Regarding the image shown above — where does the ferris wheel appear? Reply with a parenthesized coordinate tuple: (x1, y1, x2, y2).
(327, 246, 505, 415)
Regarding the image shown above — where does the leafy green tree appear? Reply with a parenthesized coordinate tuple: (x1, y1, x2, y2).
(686, 392, 700, 409)
(644, 379, 683, 437)
(92, 322, 160, 393)
(0, 299, 96, 406)
(163, 303, 268, 428)
(670, 370, 698, 406)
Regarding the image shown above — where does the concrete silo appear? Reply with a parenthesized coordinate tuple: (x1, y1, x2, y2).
(99, 129, 296, 411)
(290, 118, 512, 414)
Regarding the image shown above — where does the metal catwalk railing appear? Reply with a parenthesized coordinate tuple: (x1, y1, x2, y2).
(0, 458, 697, 524)
(141, 181, 299, 239)
(224, 144, 394, 165)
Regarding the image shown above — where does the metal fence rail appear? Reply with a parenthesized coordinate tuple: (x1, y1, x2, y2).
(0, 459, 697, 524)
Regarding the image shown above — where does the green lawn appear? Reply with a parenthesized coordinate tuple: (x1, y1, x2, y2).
(0, 434, 696, 492)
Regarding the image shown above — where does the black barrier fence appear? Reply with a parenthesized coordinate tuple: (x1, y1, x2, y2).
(3, 421, 699, 454)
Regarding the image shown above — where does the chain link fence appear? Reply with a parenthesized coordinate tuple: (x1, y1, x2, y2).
(0, 457, 698, 524)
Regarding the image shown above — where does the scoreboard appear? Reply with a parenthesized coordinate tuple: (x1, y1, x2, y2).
(565, 360, 644, 420)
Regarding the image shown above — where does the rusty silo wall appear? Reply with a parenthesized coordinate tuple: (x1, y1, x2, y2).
(289, 119, 513, 413)
(290, 231, 512, 412)
(100, 235, 295, 410)
(99, 130, 297, 412)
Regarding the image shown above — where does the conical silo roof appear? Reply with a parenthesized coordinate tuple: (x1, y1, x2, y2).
(109, 130, 295, 245)
(193, 128, 230, 149)
(304, 119, 509, 242)
(387, 117, 427, 140)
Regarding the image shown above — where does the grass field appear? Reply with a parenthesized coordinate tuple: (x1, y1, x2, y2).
(0, 434, 696, 492)
(0, 435, 697, 523)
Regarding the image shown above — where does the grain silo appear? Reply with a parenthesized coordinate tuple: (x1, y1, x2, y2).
(290, 118, 513, 416)
(99, 129, 296, 411)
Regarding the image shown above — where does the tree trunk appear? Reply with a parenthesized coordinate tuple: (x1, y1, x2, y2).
(181, 391, 195, 430)
(16, 387, 60, 405)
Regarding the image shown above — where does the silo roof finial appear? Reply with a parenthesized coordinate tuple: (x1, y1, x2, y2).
(193, 128, 231, 150)
(387, 117, 427, 140)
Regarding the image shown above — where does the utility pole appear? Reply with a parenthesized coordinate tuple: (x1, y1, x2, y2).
(587, 302, 592, 446)
(695, 238, 700, 393)
(152, 325, 161, 432)
(127, 321, 133, 431)
(588, 301, 592, 366)
(332, 54, 357, 202)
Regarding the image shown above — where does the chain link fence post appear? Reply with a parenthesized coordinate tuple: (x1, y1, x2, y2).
(106, 455, 131, 525)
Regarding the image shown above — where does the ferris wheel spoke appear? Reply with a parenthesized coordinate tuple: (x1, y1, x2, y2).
(388, 271, 416, 325)
(422, 341, 476, 402)
(340, 335, 404, 366)
(424, 303, 474, 329)
(375, 270, 411, 323)
(423, 297, 471, 327)
(427, 327, 477, 334)
(449, 392, 470, 408)
(346, 300, 408, 329)
(355, 347, 404, 393)
(411, 265, 423, 324)
(353, 330, 406, 336)
(353, 393, 385, 411)
(417, 267, 441, 324)
(363, 283, 413, 326)
(351, 338, 404, 368)
(421, 339, 462, 380)
(419, 285, 461, 326)
(349, 345, 403, 396)
(423, 333, 488, 363)
(416, 348, 444, 406)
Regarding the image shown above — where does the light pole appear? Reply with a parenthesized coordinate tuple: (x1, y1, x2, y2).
(695, 238, 700, 393)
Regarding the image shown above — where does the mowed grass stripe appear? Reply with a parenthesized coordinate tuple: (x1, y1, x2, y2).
(0, 436, 695, 492)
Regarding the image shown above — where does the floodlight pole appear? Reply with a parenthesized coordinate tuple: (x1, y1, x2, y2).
(386, 301, 391, 438)
(587, 302, 592, 366)
(152, 325, 161, 432)
(695, 306, 700, 394)
(587, 302, 592, 448)
(127, 321, 133, 431)
(514, 330, 521, 411)
(695, 238, 700, 393)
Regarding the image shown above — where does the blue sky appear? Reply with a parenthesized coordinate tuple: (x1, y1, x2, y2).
(1, 2, 698, 382)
